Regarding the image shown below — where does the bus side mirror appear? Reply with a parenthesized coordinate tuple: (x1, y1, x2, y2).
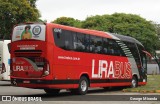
(142, 50, 152, 58)
(8, 43, 11, 54)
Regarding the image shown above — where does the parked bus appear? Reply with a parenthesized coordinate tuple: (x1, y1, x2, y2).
(147, 57, 160, 74)
(10, 23, 148, 95)
(0, 40, 11, 81)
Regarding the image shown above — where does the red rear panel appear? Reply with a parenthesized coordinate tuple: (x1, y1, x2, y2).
(11, 23, 48, 79)
(11, 41, 47, 78)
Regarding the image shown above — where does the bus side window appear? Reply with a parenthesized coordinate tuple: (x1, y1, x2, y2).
(90, 36, 103, 53)
(90, 36, 95, 53)
(84, 35, 90, 52)
(53, 29, 74, 50)
(112, 40, 121, 56)
(95, 37, 103, 54)
(102, 38, 109, 54)
(73, 32, 78, 50)
(108, 39, 115, 55)
(64, 30, 73, 50)
(73, 33, 85, 52)
(53, 29, 65, 49)
(57, 32, 60, 39)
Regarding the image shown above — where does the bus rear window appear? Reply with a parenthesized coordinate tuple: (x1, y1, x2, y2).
(12, 24, 46, 42)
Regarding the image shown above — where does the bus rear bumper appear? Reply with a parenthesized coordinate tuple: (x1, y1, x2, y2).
(11, 78, 78, 89)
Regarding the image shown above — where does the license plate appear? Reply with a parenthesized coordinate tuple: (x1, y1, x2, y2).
(23, 81, 30, 83)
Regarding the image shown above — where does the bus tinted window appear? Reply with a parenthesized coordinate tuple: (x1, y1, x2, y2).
(103, 39, 125, 56)
(111, 40, 124, 56)
(85, 35, 90, 52)
(64, 30, 73, 50)
(90, 36, 103, 53)
(53, 28, 126, 57)
(73, 33, 86, 52)
(108, 39, 115, 55)
(102, 38, 109, 54)
(53, 29, 65, 49)
(53, 29, 73, 50)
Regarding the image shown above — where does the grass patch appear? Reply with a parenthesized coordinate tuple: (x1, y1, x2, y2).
(123, 75, 160, 93)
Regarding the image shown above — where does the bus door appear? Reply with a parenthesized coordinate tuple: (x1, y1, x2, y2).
(137, 44, 147, 81)
(141, 52, 147, 74)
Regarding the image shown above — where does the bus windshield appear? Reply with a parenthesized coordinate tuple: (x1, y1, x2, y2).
(12, 24, 46, 42)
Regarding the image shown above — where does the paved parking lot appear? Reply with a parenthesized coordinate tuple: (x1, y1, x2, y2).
(0, 81, 160, 104)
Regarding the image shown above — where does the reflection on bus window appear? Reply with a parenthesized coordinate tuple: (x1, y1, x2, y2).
(53, 28, 126, 57)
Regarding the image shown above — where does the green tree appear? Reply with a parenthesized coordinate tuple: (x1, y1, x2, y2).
(81, 14, 112, 31)
(27, 0, 37, 8)
(82, 13, 159, 53)
(52, 17, 82, 28)
(153, 23, 160, 40)
(152, 23, 160, 58)
(0, 0, 40, 39)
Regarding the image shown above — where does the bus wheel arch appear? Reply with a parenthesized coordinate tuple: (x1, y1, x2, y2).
(131, 75, 138, 88)
(80, 74, 90, 87)
(71, 74, 90, 95)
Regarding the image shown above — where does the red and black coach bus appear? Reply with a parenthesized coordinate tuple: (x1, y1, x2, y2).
(10, 23, 148, 95)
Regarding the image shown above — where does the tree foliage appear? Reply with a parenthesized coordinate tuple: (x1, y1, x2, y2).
(154, 23, 160, 38)
(82, 13, 159, 53)
(0, 0, 40, 39)
(52, 13, 159, 53)
(27, 0, 37, 8)
(52, 17, 82, 28)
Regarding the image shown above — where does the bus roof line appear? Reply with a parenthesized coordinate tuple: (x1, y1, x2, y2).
(48, 23, 113, 39)
(112, 33, 143, 46)
(18, 22, 46, 26)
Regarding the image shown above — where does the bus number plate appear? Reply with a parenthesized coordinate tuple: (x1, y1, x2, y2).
(23, 81, 30, 83)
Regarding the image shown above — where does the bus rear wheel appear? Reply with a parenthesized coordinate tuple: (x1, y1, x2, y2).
(79, 76, 88, 95)
(44, 88, 60, 95)
(71, 76, 89, 95)
(131, 76, 138, 88)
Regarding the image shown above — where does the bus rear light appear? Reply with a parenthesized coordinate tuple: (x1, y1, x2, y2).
(44, 70, 49, 76)
(42, 62, 50, 76)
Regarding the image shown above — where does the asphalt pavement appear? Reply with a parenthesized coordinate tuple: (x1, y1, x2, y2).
(0, 81, 160, 104)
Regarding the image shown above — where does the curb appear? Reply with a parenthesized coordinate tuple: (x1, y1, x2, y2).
(122, 89, 160, 93)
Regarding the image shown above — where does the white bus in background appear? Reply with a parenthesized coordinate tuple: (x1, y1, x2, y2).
(147, 57, 160, 74)
(0, 40, 11, 81)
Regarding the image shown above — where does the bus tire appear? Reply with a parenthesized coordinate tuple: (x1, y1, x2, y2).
(77, 76, 89, 95)
(44, 89, 60, 95)
(131, 76, 138, 88)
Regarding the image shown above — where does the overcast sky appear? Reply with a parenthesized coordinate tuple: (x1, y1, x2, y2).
(36, 0, 160, 23)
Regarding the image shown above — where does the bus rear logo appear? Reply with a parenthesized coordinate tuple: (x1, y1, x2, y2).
(32, 26, 41, 37)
